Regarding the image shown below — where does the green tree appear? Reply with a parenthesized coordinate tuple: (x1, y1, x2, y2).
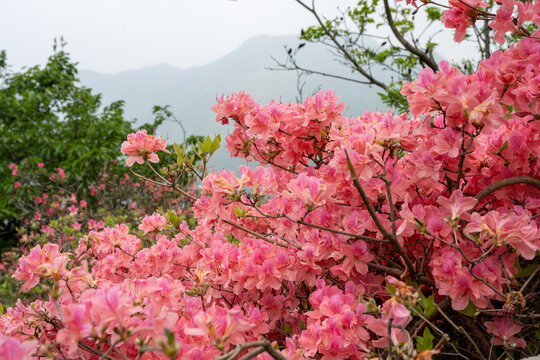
(0, 43, 165, 244)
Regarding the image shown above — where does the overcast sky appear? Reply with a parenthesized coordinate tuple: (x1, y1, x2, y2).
(1, 0, 360, 73)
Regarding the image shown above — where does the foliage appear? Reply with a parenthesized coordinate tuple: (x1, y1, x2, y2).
(0, 44, 198, 248)
(276, 0, 538, 111)
(0, 43, 133, 241)
(0, 2, 539, 360)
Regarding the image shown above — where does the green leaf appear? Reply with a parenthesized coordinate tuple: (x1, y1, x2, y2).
(164, 328, 175, 346)
(233, 206, 246, 218)
(173, 142, 183, 157)
(225, 234, 240, 245)
(210, 134, 221, 155)
(202, 136, 212, 153)
(516, 264, 538, 278)
(423, 296, 435, 317)
(425, 7, 443, 21)
(417, 327, 434, 351)
(458, 301, 478, 317)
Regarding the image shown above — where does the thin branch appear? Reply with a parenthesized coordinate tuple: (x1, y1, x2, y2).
(130, 167, 197, 202)
(216, 340, 285, 360)
(520, 265, 540, 294)
(222, 219, 301, 249)
(294, 0, 388, 90)
(475, 176, 540, 205)
(382, 0, 439, 71)
(368, 262, 435, 287)
(269, 55, 372, 85)
(296, 219, 389, 243)
(345, 150, 416, 279)
(435, 305, 487, 360)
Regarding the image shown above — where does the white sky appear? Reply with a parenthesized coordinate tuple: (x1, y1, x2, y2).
(0, 0, 359, 73)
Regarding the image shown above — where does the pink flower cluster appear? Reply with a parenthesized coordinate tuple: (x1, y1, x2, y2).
(139, 213, 167, 235)
(120, 129, 169, 167)
(2, 11, 539, 360)
(404, 0, 540, 44)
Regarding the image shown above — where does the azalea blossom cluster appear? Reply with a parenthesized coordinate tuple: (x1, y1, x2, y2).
(403, 0, 540, 44)
(121, 129, 170, 167)
(1, 8, 539, 360)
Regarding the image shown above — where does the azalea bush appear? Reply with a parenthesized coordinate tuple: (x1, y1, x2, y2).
(1, 1, 539, 360)
(0, 158, 198, 306)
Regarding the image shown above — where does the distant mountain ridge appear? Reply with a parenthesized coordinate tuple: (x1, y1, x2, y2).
(79, 34, 385, 170)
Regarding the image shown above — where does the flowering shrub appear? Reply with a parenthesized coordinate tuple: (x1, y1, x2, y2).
(0, 161, 197, 306)
(1, 1, 539, 360)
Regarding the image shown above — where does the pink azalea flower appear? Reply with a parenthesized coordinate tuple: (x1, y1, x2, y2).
(56, 303, 93, 356)
(285, 173, 335, 207)
(14, 181, 21, 189)
(40, 225, 55, 236)
(437, 190, 477, 224)
(57, 168, 66, 179)
(37, 162, 45, 168)
(490, 0, 517, 44)
(139, 213, 167, 235)
(13, 243, 69, 291)
(484, 318, 526, 348)
(121, 129, 169, 167)
(0, 334, 37, 360)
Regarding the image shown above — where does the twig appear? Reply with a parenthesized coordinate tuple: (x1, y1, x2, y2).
(520, 265, 540, 294)
(296, 219, 389, 243)
(368, 262, 435, 287)
(216, 340, 285, 360)
(222, 219, 301, 249)
(436, 305, 487, 360)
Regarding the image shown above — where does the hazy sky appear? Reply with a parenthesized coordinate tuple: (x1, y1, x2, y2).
(1, 0, 358, 73)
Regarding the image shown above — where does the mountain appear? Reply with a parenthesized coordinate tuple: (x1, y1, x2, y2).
(79, 35, 386, 170)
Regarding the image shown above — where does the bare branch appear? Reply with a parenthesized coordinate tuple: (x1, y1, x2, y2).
(269, 55, 373, 85)
(345, 150, 417, 279)
(381, 0, 439, 71)
(222, 219, 301, 249)
(475, 176, 540, 205)
(294, 0, 388, 90)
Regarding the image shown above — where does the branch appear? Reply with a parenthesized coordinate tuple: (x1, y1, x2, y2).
(436, 305, 487, 360)
(382, 0, 439, 71)
(294, 0, 388, 90)
(345, 151, 417, 279)
(368, 262, 435, 287)
(130, 168, 197, 202)
(475, 176, 540, 205)
(520, 265, 540, 294)
(222, 219, 301, 249)
(296, 219, 389, 243)
(269, 55, 373, 85)
(216, 340, 285, 360)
